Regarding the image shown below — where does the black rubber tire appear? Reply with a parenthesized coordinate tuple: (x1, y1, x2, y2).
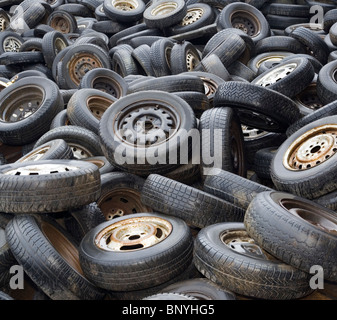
(213, 81, 302, 133)
(255, 35, 306, 55)
(41, 30, 69, 69)
(0, 213, 16, 289)
(203, 168, 273, 210)
(173, 91, 210, 118)
(317, 60, 337, 105)
(34, 125, 104, 159)
(288, 26, 330, 65)
(251, 57, 315, 99)
(127, 74, 205, 94)
(111, 46, 139, 78)
(286, 100, 337, 137)
(15, 139, 73, 162)
(168, 3, 215, 35)
(50, 109, 71, 129)
(203, 32, 246, 68)
(67, 88, 117, 135)
(161, 278, 236, 300)
(263, 3, 310, 18)
(244, 191, 337, 283)
(253, 146, 278, 180)
(140, 174, 245, 229)
(65, 202, 106, 243)
(194, 222, 313, 300)
(270, 115, 337, 199)
(131, 44, 156, 76)
(143, 0, 187, 29)
(103, 0, 146, 22)
(0, 51, 45, 66)
(149, 38, 174, 77)
(0, 76, 64, 146)
(0, 159, 101, 214)
(79, 67, 128, 99)
(323, 8, 337, 33)
(79, 212, 193, 291)
(59, 44, 111, 89)
(99, 90, 197, 175)
(169, 41, 201, 74)
(216, 2, 271, 43)
(195, 53, 231, 81)
(97, 171, 151, 221)
(5, 214, 105, 300)
(199, 107, 246, 177)
(19, 38, 43, 52)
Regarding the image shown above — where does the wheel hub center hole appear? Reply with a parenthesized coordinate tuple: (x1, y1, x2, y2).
(311, 145, 321, 153)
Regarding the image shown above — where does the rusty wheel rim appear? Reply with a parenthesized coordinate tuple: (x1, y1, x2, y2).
(50, 16, 71, 33)
(68, 53, 103, 86)
(17, 146, 50, 162)
(97, 188, 152, 220)
(41, 221, 83, 275)
(0, 85, 44, 122)
(283, 124, 337, 171)
(87, 95, 114, 120)
(181, 7, 203, 26)
(255, 54, 287, 70)
(91, 76, 122, 98)
(95, 216, 172, 251)
(230, 10, 261, 37)
(279, 198, 337, 235)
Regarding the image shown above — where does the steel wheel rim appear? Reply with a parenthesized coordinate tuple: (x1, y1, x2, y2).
(230, 10, 261, 37)
(180, 7, 203, 26)
(241, 125, 268, 140)
(279, 198, 337, 235)
(186, 49, 199, 71)
(220, 229, 274, 261)
(50, 16, 71, 33)
(0, 85, 44, 123)
(115, 101, 180, 147)
(91, 76, 122, 98)
(112, 0, 139, 10)
(54, 38, 67, 55)
(87, 95, 113, 120)
(68, 53, 103, 86)
(254, 62, 298, 87)
(70, 143, 93, 159)
(151, 2, 178, 16)
(295, 83, 323, 112)
(18, 146, 50, 162)
(95, 216, 172, 252)
(255, 54, 286, 69)
(97, 188, 151, 220)
(41, 221, 83, 275)
(3, 163, 79, 175)
(283, 124, 337, 171)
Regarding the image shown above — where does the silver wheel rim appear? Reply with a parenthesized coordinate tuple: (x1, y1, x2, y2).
(3, 37, 22, 52)
(95, 216, 172, 252)
(254, 62, 297, 87)
(4, 163, 79, 175)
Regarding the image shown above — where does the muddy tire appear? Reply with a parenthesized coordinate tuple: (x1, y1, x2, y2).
(194, 222, 313, 299)
(244, 191, 337, 282)
(79, 212, 193, 291)
(0, 160, 101, 214)
(5, 214, 105, 300)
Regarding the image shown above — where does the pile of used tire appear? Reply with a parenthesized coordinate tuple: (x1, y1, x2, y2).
(0, 0, 336, 301)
